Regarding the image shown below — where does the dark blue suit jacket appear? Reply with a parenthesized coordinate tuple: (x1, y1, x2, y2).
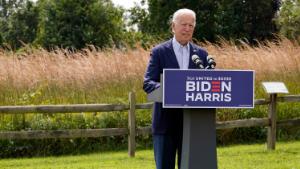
(143, 39, 208, 135)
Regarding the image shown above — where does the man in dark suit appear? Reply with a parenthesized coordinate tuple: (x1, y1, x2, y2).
(143, 8, 209, 169)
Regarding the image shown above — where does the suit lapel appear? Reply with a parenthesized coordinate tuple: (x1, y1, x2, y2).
(188, 43, 197, 69)
(166, 39, 180, 68)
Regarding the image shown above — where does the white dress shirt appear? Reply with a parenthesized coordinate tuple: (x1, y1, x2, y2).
(172, 37, 190, 69)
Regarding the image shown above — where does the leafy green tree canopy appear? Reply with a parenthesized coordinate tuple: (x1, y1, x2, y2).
(5, 0, 38, 49)
(35, 0, 125, 49)
(277, 0, 300, 43)
(130, 0, 280, 43)
(0, 0, 34, 48)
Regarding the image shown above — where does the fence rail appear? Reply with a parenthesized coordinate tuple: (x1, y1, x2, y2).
(0, 104, 130, 114)
(0, 93, 300, 157)
(0, 128, 128, 139)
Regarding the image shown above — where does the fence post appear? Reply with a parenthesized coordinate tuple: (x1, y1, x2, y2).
(128, 92, 136, 157)
(267, 93, 277, 150)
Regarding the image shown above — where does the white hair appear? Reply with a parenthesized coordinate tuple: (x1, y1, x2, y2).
(172, 8, 196, 26)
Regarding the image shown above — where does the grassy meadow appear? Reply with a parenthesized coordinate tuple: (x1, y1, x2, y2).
(0, 140, 300, 169)
(0, 39, 300, 156)
(0, 39, 300, 105)
(0, 39, 299, 105)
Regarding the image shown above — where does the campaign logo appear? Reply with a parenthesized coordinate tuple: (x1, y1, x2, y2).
(163, 69, 254, 108)
(185, 78, 232, 102)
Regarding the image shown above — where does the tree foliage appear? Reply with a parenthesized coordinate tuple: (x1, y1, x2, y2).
(130, 0, 281, 43)
(128, 0, 150, 34)
(0, 0, 290, 50)
(5, 1, 38, 49)
(277, 0, 300, 43)
(0, 0, 28, 48)
(35, 0, 125, 49)
(0, 0, 24, 18)
(216, 0, 280, 42)
(0, 0, 126, 50)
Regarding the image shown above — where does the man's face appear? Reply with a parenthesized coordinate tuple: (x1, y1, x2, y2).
(172, 14, 195, 45)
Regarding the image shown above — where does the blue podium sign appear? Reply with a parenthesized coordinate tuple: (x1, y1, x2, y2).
(163, 69, 254, 108)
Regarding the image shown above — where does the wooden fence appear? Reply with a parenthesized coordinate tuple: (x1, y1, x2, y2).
(0, 92, 300, 157)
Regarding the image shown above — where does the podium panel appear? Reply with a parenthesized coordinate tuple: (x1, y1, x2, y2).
(163, 69, 254, 108)
(181, 108, 217, 169)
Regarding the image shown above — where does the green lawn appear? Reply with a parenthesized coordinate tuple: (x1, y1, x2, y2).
(1, 140, 300, 169)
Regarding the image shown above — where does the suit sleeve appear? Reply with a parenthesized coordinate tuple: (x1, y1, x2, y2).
(143, 48, 161, 94)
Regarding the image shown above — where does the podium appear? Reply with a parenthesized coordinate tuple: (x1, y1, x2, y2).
(181, 108, 217, 169)
(148, 69, 254, 169)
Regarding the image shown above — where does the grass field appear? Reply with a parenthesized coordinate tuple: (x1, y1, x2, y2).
(1, 38, 300, 157)
(0, 38, 300, 105)
(0, 140, 299, 169)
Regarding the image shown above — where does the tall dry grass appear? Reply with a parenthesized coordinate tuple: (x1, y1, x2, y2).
(0, 39, 299, 104)
(205, 39, 300, 81)
(0, 47, 148, 90)
(0, 39, 300, 155)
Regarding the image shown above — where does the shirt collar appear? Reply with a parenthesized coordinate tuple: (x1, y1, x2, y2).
(172, 37, 190, 52)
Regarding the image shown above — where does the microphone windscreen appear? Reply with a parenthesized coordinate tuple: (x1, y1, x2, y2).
(207, 55, 216, 64)
(207, 55, 216, 69)
(207, 55, 213, 60)
(192, 54, 199, 62)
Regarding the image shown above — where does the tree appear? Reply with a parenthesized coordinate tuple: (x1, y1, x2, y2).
(0, 0, 26, 48)
(128, 0, 150, 34)
(130, 0, 281, 43)
(35, 0, 125, 49)
(5, 0, 38, 49)
(277, 0, 300, 42)
(0, 0, 25, 19)
(216, 0, 280, 42)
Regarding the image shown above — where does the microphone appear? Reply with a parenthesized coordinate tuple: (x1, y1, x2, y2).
(192, 55, 204, 69)
(206, 55, 216, 69)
